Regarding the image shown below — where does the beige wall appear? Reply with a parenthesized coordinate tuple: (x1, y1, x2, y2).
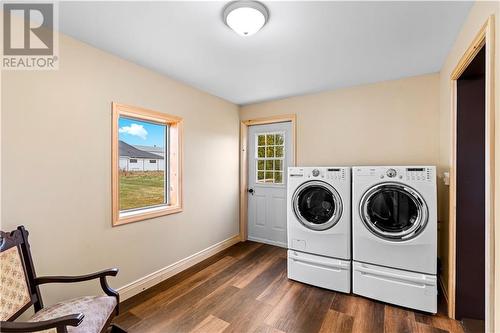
(437, 0, 500, 328)
(241, 74, 440, 167)
(1, 34, 240, 306)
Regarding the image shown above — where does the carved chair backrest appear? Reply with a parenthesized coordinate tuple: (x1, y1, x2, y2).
(0, 226, 43, 321)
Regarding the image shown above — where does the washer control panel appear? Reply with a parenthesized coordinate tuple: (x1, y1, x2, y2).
(289, 167, 347, 181)
(325, 168, 346, 181)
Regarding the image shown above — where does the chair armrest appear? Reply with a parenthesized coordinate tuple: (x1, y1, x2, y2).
(34, 268, 118, 284)
(34, 268, 120, 311)
(0, 313, 84, 332)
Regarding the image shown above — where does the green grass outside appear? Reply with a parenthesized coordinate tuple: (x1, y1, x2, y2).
(119, 171, 165, 211)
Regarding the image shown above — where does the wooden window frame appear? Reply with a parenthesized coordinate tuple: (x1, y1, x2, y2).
(112, 102, 183, 226)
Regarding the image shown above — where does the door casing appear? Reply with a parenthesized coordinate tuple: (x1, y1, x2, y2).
(448, 15, 495, 332)
(240, 114, 297, 241)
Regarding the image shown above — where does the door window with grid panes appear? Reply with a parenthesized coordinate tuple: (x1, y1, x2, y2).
(256, 132, 285, 184)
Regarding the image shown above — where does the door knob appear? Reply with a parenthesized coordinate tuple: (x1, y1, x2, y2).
(248, 188, 254, 195)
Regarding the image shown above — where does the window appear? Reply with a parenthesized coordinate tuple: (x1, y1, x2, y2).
(256, 132, 284, 184)
(112, 102, 183, 226)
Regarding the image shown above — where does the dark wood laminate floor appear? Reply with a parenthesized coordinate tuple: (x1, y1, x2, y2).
(114, 241, 464, 333)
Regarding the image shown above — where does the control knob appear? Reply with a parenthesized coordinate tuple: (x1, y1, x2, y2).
(386, 168, 397, 178)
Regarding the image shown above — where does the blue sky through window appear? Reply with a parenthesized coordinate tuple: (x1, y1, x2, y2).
(119, 117, 165, 147)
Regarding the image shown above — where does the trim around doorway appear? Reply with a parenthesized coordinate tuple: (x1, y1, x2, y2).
(448, 15, 495, 332)
(240, 114, 297, 241)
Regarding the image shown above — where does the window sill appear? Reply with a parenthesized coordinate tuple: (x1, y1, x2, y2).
(113, 204, 182, 226)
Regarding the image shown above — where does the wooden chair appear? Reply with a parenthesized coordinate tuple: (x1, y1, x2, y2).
(0, 226, 126, 333)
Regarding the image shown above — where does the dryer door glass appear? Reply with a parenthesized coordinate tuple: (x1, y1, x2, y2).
(293, 181, 343, 231)
(360, 183, 428, 240)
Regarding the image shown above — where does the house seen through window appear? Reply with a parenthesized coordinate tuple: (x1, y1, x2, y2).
(118, 117, 167, 211)
(112, 103, 183, 226)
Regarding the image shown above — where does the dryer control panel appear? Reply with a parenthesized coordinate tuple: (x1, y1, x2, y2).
(405, 167, 433, 182)
(353, 166, 435, 183)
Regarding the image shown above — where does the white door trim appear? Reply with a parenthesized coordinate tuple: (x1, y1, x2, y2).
(448, 15, 495, 332)
(240, 114, 297, 242)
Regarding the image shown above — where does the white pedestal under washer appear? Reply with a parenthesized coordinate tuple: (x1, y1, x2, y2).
(287, 167, 351, 293)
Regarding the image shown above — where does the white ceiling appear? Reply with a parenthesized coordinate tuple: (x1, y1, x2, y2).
(59, 1, 473, 105)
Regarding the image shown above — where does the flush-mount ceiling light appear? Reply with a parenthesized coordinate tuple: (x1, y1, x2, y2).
(223, 1, 269, 37)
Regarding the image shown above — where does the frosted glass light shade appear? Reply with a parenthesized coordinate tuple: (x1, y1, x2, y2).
(224, 1, 269, 36)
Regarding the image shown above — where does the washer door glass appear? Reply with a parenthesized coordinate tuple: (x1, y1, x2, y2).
(360, 183, 428, 240)
(293, 181, 342, 231)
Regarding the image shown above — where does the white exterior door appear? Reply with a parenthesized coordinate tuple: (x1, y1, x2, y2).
(247, 122, 293, 247)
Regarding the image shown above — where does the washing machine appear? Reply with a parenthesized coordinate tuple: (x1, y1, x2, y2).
(352, 166, 438, 313)
(287, 167, 351, 293)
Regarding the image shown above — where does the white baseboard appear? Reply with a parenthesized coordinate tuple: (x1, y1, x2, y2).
(117, 234, 241, 301)
(247, 236, 287, 248)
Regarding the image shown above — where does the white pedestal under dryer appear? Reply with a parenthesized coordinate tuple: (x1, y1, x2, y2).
(352, 166, 438, 313)
(287, 167, 351, 293)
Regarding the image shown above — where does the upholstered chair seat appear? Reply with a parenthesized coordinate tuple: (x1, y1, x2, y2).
(28, 296, 117, 333)
(0, 226, 126, 333)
